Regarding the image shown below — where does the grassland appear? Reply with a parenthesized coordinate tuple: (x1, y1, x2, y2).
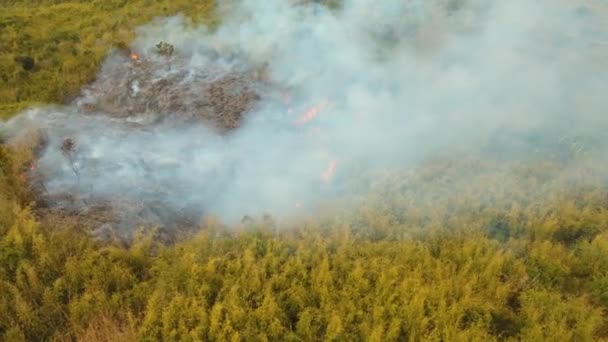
(0, 0, 217, 119)
(2, 1, 608, 341)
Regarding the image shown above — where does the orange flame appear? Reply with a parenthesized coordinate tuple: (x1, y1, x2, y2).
(130, 52, 139, 61)
(296, 99, 330, 125)
(29, 162, 37, 171)
(321, 160, 338, 183)
(297, 107, 320, 124)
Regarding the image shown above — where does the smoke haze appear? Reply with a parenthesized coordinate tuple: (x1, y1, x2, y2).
(2, 0, 608, 226)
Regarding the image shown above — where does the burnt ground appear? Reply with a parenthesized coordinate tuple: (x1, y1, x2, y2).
(22, 49, 272, 243)
(78, 51, 266, 132)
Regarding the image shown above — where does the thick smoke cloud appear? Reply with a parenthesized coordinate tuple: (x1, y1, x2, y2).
(2, 0, 608, 226)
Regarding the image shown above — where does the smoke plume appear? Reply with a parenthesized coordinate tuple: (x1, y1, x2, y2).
(2, 0, 608, 227)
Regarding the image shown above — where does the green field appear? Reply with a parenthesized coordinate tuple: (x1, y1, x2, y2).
(0, 0, 217, 119)
(2, 1, 608, 341)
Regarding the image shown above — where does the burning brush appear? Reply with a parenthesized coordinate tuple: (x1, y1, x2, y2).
(322, 159, 338, 183)
(19, 162, 37, 183)
(295, 98, 332, 125)
(130, 51, 140, 62)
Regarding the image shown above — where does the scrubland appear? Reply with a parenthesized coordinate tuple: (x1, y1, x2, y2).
(2, 1, 608, 341)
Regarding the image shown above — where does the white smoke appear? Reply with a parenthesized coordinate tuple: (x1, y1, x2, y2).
(2, 0, 608, 226)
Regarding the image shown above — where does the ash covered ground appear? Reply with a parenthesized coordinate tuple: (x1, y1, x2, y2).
(79, 50, 265, 131)
(12, 48, 273, 240)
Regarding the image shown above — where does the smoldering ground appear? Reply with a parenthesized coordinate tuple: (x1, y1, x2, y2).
(2, 0, 608, 230)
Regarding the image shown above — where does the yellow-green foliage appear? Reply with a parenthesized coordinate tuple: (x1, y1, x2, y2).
(2, 142, 608, 340)
(0, 0, 217, 119)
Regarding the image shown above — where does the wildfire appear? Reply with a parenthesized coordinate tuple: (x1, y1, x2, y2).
(294, 159, 338, 209)
(321, 160, 338, 183)
(130, 52, 140, 61)
(18, 162, 38, 183)
(295, 99, 331, 125)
